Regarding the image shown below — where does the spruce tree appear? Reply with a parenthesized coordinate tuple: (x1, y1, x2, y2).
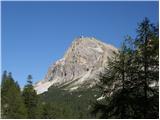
(92, 42, 134, 118)
(91, 18, 159, 119)
(1, 71, 27, 118)
(22, 74, 38, 118)
(133, 18, 159, 118)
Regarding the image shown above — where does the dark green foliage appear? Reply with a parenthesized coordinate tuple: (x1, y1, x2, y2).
(133, 18, 159, 118)
(92, 18, 159, 119)
(91, 43, 134, 118)
(1, 71, 27, 118)
(22, 75, 38, 118)
(39, 86, 101, 118)
(27, 74, 33, 85)
(40, 102, 55, 119)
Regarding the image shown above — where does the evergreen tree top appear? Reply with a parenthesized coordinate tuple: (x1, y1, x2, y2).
(27, 74, 33, 85)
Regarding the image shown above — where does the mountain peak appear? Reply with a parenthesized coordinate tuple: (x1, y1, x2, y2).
(73, 36, 101, 44)
(34, 37, 117, 94)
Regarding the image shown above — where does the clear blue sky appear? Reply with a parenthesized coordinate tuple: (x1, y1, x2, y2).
(2, 1, 158, 87)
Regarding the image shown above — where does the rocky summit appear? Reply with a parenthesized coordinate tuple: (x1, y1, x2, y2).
(34, 37, 117, 94)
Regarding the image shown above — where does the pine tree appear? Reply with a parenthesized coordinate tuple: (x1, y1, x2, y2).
(1, 71, 27, 118)
(22, 74, 38, 118)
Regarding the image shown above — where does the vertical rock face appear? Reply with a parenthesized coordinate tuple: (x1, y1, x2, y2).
(34, 37, 117, 94)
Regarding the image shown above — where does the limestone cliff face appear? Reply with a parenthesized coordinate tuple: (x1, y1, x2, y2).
(34, 37, 117, 94)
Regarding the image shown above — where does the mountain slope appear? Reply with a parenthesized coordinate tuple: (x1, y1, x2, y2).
(39, 85, 101, 118)
(34, 37, 117, 94)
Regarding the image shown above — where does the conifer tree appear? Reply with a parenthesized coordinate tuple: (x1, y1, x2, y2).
(41, 102, 55, 119)
(1, 71, 27, 118)
(91, 42, 134, 118)
(133, 18, 159, 118)
(91, 18, 159, 119)
(22, 74, 38, 118)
